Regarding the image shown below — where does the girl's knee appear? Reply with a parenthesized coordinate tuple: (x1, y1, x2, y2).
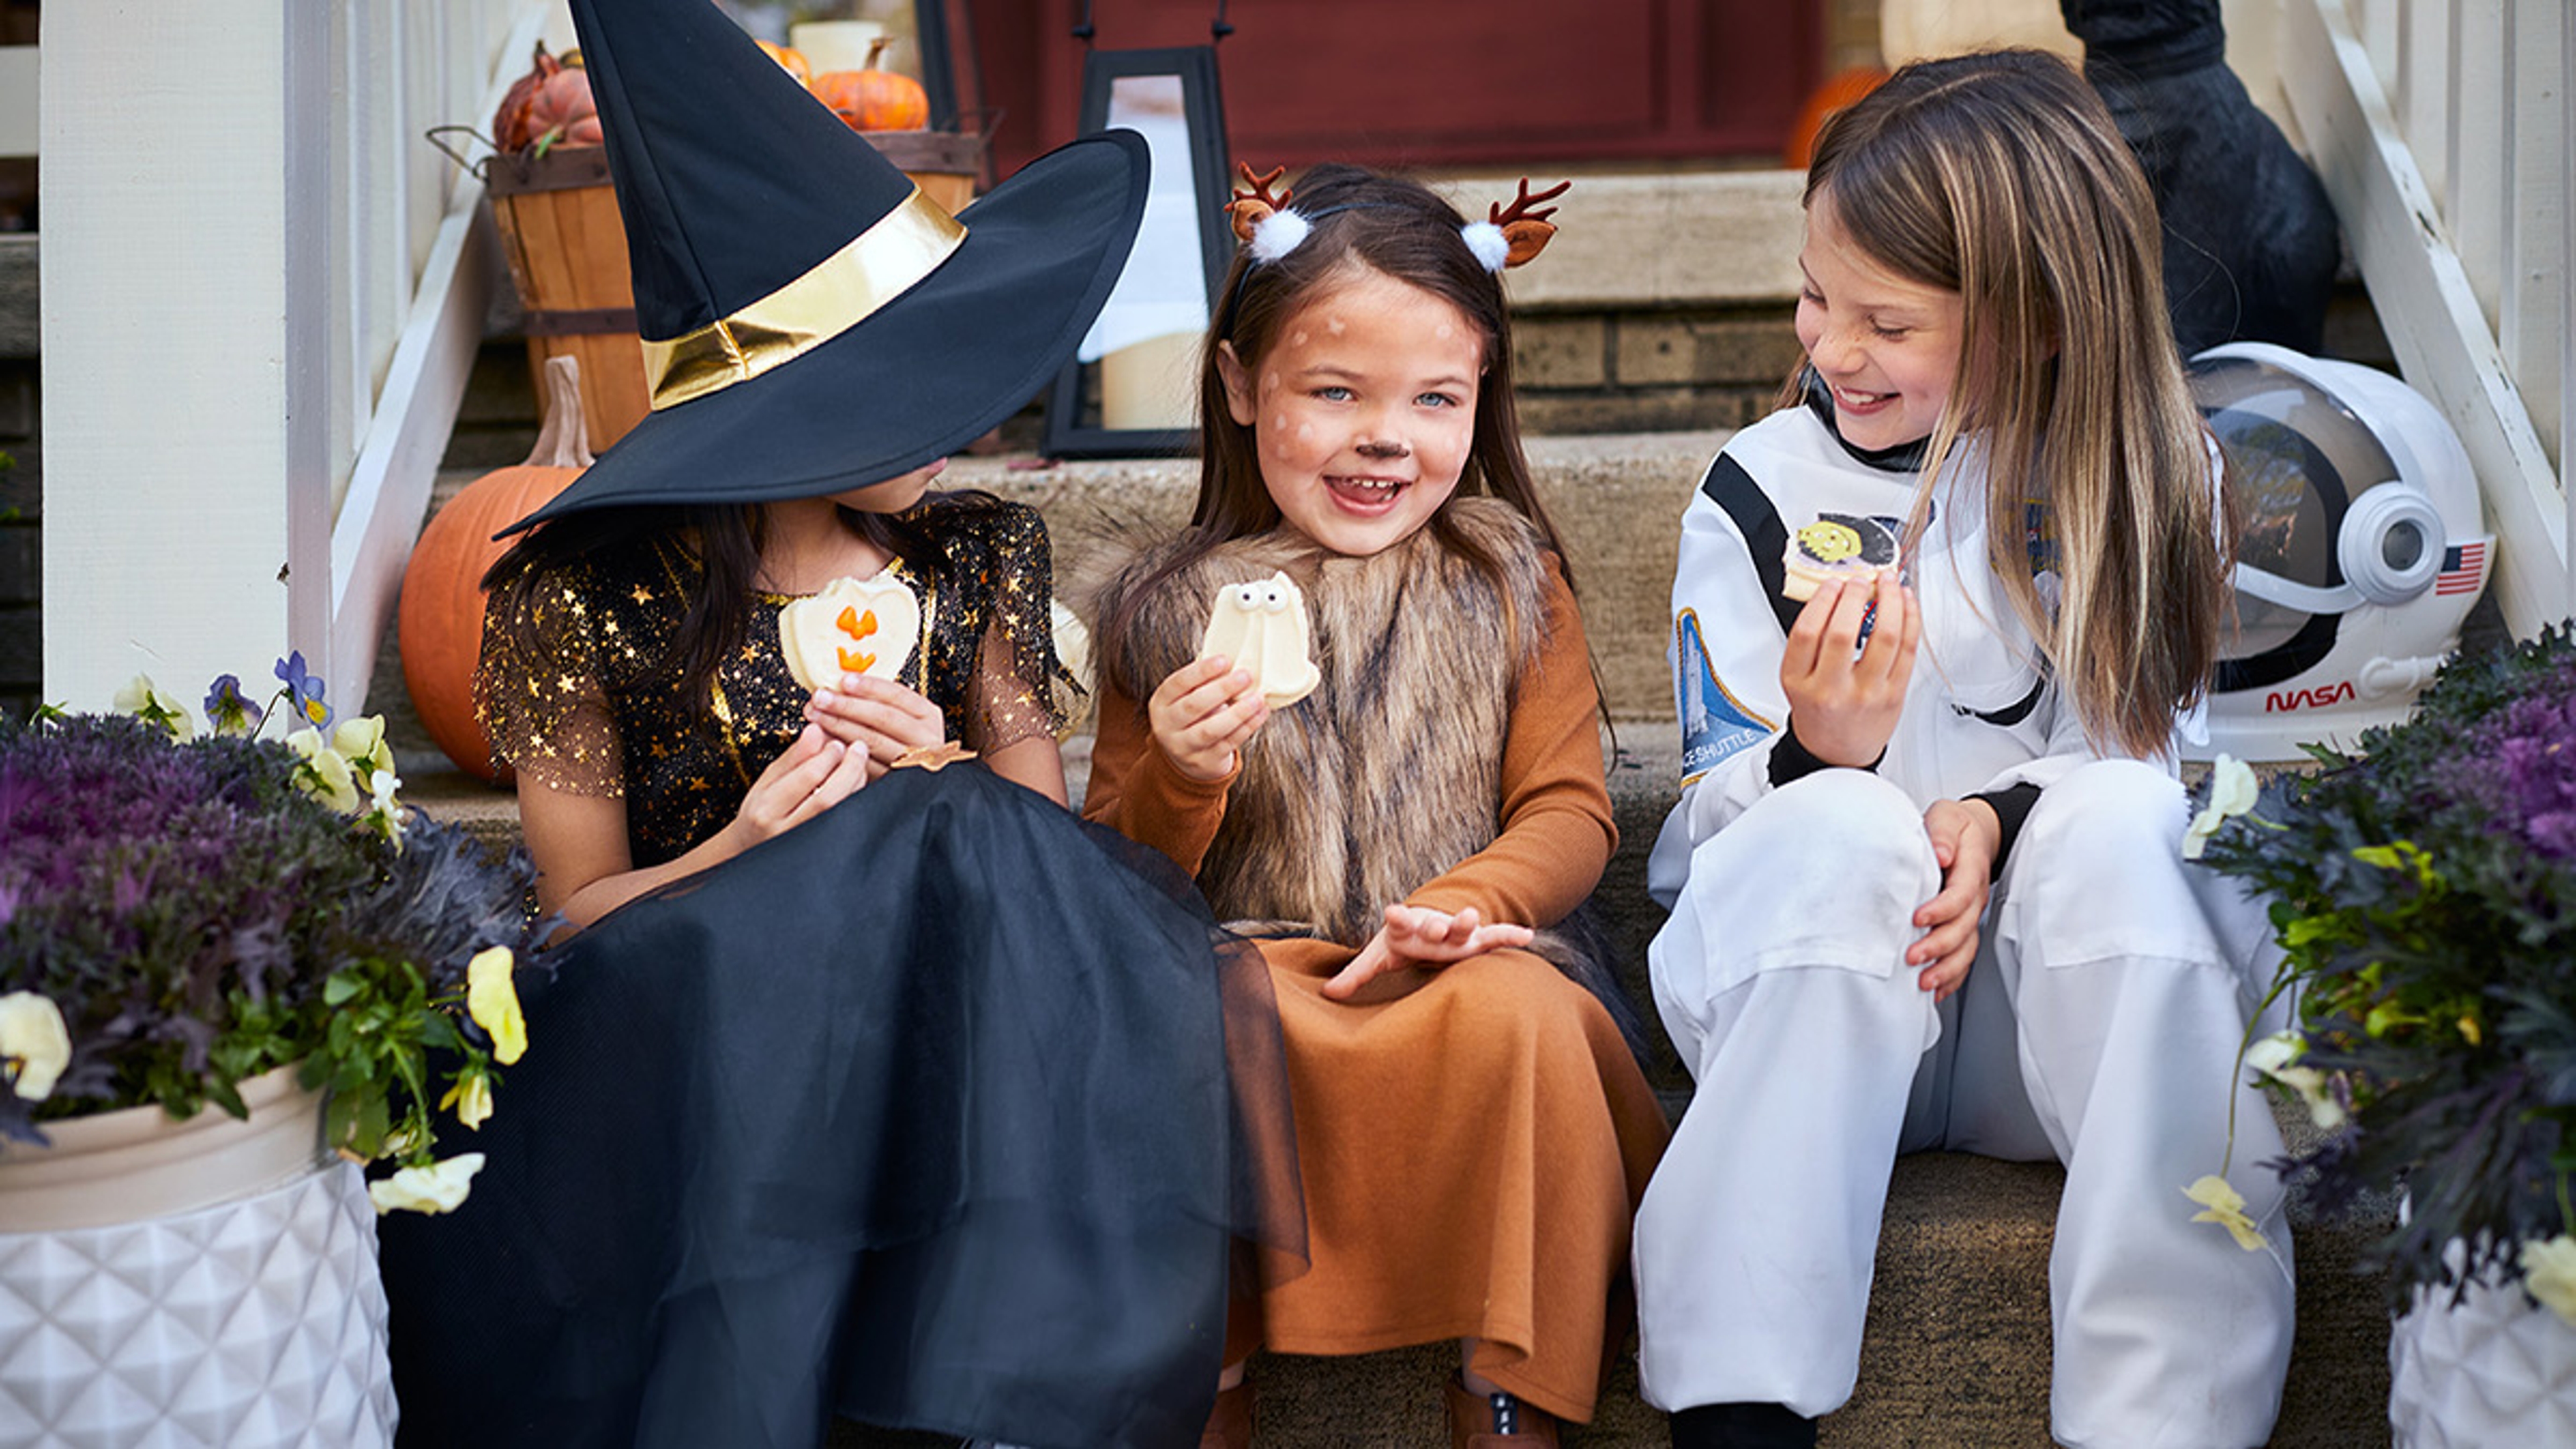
(2020, 759, 2186, 863)
(1729, 769, 1937, 880)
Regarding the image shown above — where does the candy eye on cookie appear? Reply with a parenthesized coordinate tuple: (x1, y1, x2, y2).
(1200, 570, 1321, 709)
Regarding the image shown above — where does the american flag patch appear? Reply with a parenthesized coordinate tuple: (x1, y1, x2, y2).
(2435, 540, 2487, 596)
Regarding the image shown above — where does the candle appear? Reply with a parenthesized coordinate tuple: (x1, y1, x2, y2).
(789, 19, 888, 76)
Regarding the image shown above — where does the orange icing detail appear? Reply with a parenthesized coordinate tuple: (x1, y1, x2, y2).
(839, 647, 877, 674)
(837, 606, 879, 641)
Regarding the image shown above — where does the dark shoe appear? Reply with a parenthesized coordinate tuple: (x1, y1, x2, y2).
(1668, 1401, 1817, 1449)
(1199, 1379, 1253, 1449)
(1445, 1372, 1561, 1448)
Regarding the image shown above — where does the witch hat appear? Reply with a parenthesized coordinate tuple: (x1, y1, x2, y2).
(502, 0, 1148, 533)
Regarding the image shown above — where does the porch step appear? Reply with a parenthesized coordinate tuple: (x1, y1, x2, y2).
(396, 729, 2396, 1448)
(386, 436, 2396, 1447)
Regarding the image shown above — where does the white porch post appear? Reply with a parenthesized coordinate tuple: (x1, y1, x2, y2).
(39, 3, 332, 712)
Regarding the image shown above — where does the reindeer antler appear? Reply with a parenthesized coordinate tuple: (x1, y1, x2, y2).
(1226, 164, 1295, 244)
(1489, 178, 1572, 267)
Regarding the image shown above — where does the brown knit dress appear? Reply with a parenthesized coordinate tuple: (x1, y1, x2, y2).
(1081, 504, 1669, 1422)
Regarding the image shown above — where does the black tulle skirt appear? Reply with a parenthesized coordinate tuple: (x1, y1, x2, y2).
(378, 765, 1302, 1449)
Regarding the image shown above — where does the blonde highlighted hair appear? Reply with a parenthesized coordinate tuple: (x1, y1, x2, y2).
(1805, 49, 2233, 759)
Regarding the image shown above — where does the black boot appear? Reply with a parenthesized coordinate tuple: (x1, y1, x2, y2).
(1668, 1401, 1818, 1449)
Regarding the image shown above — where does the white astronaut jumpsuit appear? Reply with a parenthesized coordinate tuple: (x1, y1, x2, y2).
(1635, 401, 2296, 1449)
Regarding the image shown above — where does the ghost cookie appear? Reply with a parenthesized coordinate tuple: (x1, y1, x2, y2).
(779, 574, 922, 691)
(1782, 513, 1901, 602)
(1199, 571, 1321, 709)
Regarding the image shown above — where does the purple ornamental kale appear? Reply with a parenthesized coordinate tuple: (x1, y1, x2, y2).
(2428, 657, 2576, 863)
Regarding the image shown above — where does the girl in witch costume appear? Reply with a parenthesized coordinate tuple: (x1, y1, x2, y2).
(1636, 53, 2292, 1449)
(372, 1, 1301, 1446)
(1079, 165, 1670, 1449)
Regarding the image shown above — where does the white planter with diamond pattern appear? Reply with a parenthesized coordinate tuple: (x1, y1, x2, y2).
(0, 1066, 394, 1448)
(2390, 1263, 2576, 1448)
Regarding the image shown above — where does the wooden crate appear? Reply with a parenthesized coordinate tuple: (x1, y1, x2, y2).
(484, 131, 987, 453)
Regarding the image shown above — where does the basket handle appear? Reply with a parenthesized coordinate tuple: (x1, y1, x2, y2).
(425, 125, 497, 182)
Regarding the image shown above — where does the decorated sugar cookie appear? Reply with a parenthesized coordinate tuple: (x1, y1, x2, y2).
(1782, 513, 1901, 602)
(1199, 571, 1321, 709)
(779, 574, 921, 691)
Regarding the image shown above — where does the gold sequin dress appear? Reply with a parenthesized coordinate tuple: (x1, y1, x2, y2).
(474, 495, 1068, 862)
(380, 495, 1304, 1449)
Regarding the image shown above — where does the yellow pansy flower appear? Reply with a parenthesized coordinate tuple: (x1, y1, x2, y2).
(368, 1153, 486, 1215)
(2520, 1236, 2576, 1326)
(466, 947, 527, 1065)
(439, 1069, 494, 1130)
(2184, 1175, 2268, 1252)
(0, 991, 72, 1101)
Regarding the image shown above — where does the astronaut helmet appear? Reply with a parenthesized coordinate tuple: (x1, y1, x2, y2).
(2188, 341, 2491, 763)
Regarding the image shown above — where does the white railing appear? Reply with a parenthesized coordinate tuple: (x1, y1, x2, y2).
(40, 1, 545, 714)
(2272, 0, 2572, 633)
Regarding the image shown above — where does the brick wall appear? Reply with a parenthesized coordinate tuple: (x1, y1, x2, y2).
(1513, 304, 1805, 435)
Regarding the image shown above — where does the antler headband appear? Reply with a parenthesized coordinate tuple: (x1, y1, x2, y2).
(1223, 164, 1568, 273)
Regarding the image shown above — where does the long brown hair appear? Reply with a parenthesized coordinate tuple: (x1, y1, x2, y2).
(1806, 49, 2234, 758)
(1102, 164, 1573, 652)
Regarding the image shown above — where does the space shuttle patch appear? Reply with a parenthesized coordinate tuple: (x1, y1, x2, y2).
(1674, 609, 1776, 783)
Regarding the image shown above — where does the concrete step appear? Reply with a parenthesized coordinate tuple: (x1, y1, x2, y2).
(398, 730, 2396, 1449)
(388, 437, 2396, 1448)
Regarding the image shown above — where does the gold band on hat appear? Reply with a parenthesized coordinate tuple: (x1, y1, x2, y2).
(641, 187, 967, 410)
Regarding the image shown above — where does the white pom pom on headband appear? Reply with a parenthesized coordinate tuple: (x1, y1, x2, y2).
(1225, 165, 1569, 274)
(1247, 207, 1311, 264)
(1458, 221, 1511, 273)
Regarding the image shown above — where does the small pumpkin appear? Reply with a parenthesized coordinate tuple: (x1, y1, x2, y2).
(756, 39, 813, 87)
(398, 356, 596, 785)
(492, 42, 564, 154)
(527, 67, 602, 150)
(812, 37, 928, 132)
(1785, 67, 1890, 168)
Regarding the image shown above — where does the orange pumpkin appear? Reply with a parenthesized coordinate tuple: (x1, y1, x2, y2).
(493, 42, 564, 154)
(527, 68, 602, 149)
(398, 356, 595, 785)
(812, 38, 928, 132)
(757, 40, 813, 87)
(1785, 66, 1890, 169)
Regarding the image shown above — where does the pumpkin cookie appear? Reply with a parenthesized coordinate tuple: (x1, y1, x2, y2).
(780, 574, 921, 690)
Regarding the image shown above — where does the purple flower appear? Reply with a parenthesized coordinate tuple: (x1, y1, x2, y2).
(273, 652, 330, 730)
(204, 675, 264, 738)
(2433, 680, 2576, 863)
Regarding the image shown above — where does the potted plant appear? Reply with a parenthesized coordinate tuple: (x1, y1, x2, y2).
(0, 655, 549, 1445)
(2186, 623, 2576, 1445)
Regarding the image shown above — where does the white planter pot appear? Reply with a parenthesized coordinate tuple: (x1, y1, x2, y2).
(2390, 1264, 2576, 1448)
(0, 1067, 395, 1448)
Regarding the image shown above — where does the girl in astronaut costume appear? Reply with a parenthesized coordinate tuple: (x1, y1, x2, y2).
(1637, 52, 2295, 1449)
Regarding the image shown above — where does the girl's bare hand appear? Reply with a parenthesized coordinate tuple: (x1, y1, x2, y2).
(1780, 570, 1921, 768)
(1148, 654, 1269, 784)
(731, 722, 871, 844)
(1911, 797, 1999, 1002)
(1321, 904, 1536, 1000)
(804, 674, 946, 780)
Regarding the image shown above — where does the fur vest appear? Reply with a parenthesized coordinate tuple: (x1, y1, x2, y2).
(1081, 497, 1559, 947)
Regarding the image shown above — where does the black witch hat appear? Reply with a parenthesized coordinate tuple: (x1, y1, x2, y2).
(504, 0, 1148, 533)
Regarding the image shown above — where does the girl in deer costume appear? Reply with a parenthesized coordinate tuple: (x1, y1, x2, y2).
(1080, 164, 1668, 1449)
(1638, 52, 2294, 1448)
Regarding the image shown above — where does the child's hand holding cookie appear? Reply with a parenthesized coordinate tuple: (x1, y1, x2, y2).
(1148, 655, 1269, 784)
